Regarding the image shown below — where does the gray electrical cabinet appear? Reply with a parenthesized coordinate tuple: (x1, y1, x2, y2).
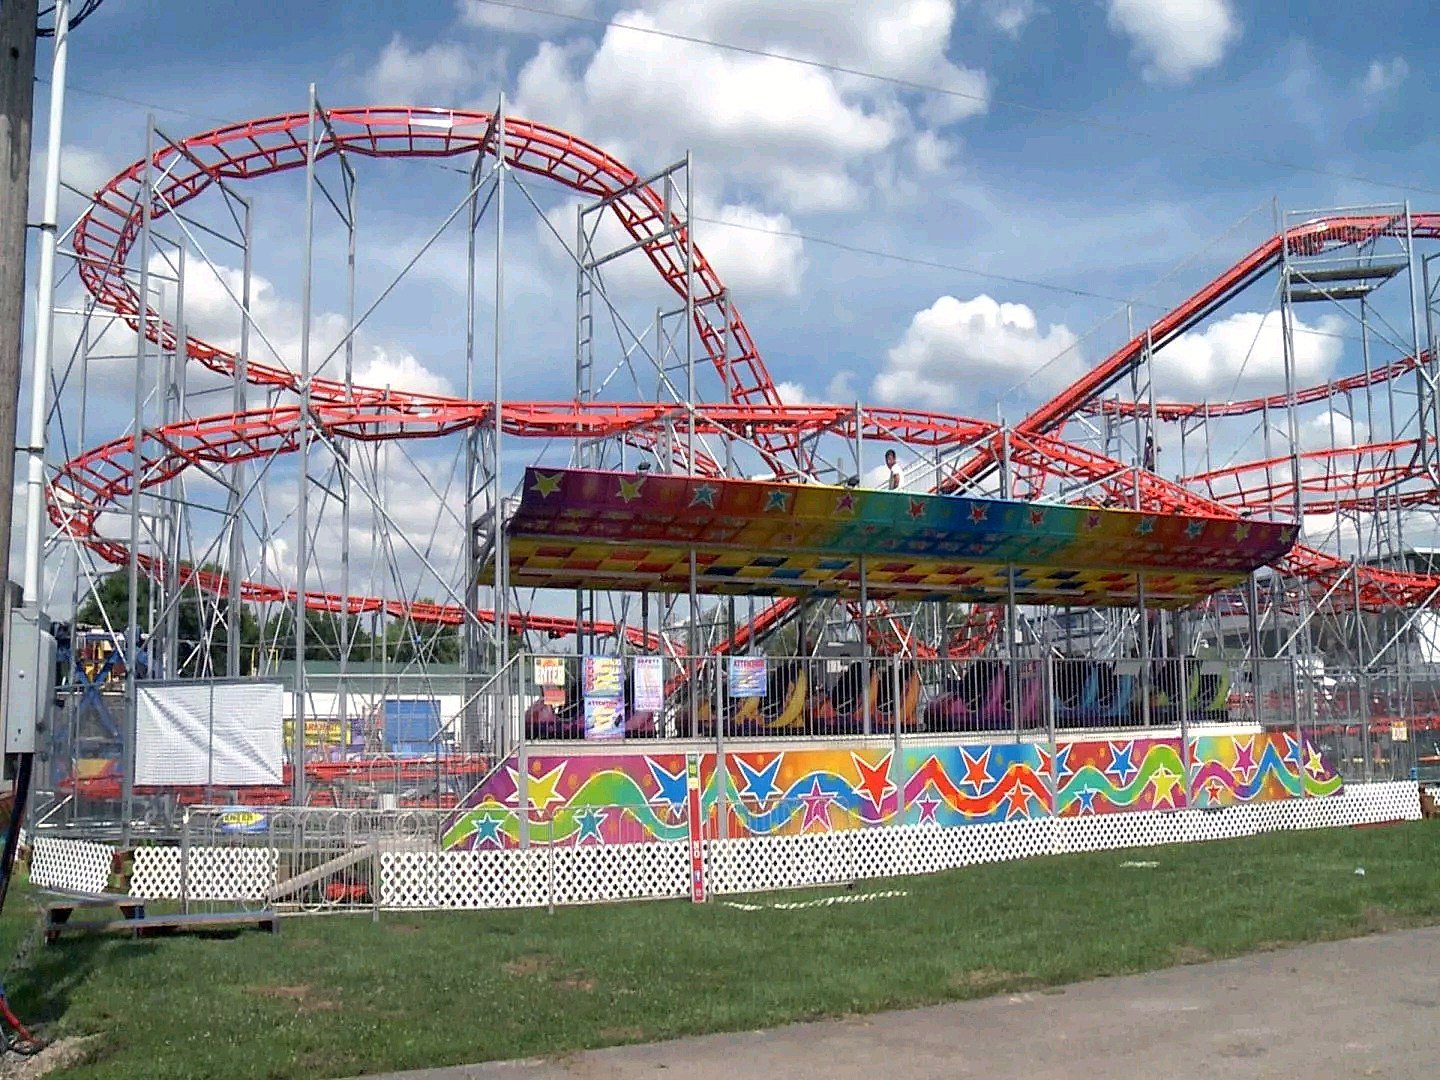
(5, 607, 56, 755)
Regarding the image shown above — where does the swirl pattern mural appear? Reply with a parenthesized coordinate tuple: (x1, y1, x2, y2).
(443, 733, 1343, 850)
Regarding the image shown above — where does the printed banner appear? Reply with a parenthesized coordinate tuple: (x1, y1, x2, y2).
(583, 655, 623, 699)
(534, 656, 566, 687)
(729, 657, 767, 699)
(584, 698, 624, 741)
(687, 754, 706, 903)
(633, 656, 664, 713)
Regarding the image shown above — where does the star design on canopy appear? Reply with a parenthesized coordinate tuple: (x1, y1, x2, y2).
(1136, 516, 1157, 535)
(690, 483, 718, 508)
(1029, 508, 1047, 527)
(851, 752, 895, 813)
(765, 489, 791, 513)
(617, 476, 645, 503)
(1106, 742, 1139, 787)
(908, 497, 926, 520)
(969, 503, 989, 524)
(799, 777, 835, 831)
(735, 755, 783, 803)
(1186, 519, 1207, 539)
(1233, 522, 1252, 542)
(834, 491, 856, 515)
(646, 758, 689, 809)
(959, 746, 997, 794)
(531, 471, 563, 498)
(1231, 738, 1258, 783)
(575, 806, 607, 844)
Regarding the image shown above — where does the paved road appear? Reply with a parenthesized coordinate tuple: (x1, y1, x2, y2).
(369, 927, 1437, 1079)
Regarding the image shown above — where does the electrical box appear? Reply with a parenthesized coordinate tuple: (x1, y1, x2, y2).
(5, 607, 55, 755)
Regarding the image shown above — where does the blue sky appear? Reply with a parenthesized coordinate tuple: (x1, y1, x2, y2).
(26, 0, 1440, 612)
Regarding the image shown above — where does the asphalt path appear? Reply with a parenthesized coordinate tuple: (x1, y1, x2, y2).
(366, 925, 1438, 1079)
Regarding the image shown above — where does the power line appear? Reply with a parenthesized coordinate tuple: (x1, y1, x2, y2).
(462, 0, 1440, 199)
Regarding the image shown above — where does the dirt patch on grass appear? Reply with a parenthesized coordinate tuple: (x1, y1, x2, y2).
(949, 968, 1035, 995)
(385, 922, 423, 935)
(598, 1026, 648, 1042)
(0, 1034, 103, 1079)
(502, 953, 556, 978)
(556, 975, 596, 992)
(1171, 944, 1214, 965)
(248, 984, 341, 1013)
(1361, 905, 1406, 934)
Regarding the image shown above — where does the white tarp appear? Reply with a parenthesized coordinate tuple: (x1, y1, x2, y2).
(136, 681, 284, 786)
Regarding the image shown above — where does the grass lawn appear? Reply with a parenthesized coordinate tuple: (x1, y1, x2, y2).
(10, 820, 1440, 1079)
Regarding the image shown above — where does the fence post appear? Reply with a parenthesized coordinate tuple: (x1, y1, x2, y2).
(372, 841, 381, 923)
(179, 805, 191, 914)
(1358, 669, 1372, 784)
(1044, 654, 1057, 817)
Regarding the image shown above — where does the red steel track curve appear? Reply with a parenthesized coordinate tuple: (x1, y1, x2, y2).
(54, 109, 1440, 652)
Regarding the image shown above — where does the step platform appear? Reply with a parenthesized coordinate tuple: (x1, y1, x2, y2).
(40, 889, 279, 944)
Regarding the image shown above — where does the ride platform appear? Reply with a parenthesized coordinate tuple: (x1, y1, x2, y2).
(495, 467, 1298, 608)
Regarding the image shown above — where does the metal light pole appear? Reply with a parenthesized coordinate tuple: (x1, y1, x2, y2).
(20, 0, 68, 605)
(0, 0, 40, 609)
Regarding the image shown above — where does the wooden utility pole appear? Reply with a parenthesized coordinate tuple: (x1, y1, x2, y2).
(0, 0, 39, 602)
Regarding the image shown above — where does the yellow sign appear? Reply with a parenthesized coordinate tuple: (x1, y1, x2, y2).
(283, 718, 348, 748)
(1391, 722, 1409, 743)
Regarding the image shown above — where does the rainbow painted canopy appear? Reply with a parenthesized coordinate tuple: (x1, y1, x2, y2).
(492, 468, 1297, 608)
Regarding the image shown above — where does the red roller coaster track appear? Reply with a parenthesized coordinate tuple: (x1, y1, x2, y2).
(51, 108, 1440, 655)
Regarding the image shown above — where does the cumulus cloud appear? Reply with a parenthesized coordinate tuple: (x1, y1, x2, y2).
(1358, 56, 1409, 97)
(456, 0, 595, 34)
(542, 193, 806, 300)
(29, 143, 114, 224)
(873, 294, 1082, 412)
(510, 0, 986, 211)
(366, 34, 490, 104)
(1107, 0, 1239, 83)
(983, 0, 1039, 38)
(1151, 310, 1344, 401)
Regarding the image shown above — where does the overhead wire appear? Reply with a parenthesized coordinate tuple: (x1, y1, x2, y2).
(462, 0, 1440, 198)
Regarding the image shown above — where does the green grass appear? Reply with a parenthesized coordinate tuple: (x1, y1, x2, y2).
(11, 821, 1440, 1079)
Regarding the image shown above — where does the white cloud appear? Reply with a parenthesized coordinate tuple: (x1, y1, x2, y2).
(542, 193, 806, 300)
(1107, 0, 1239, 83)
(1358, 56, 1409, 97)
(983, 0, 1039, 38)
(456, 0, 595, 34)
(775, 380, 809, 404)
(1151, 310, 1344, 400)
(873, 294, 1082, 412)
(511, 0, 986, 212)
(366, 34, 487, 104)
(29, 143, 113, 224)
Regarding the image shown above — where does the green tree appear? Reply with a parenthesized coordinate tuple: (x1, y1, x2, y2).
(76, 568, 261, 676)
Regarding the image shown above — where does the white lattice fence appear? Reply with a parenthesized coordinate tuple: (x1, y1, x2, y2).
(380, 842, 689, 909)
(707, 783, 1421, 897)
(130, 845, 278, 900)
(91, 782, 1426, 910)
(29, 837, 113, 894)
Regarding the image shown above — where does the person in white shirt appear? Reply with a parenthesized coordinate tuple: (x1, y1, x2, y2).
(885, 448, 901, 490)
